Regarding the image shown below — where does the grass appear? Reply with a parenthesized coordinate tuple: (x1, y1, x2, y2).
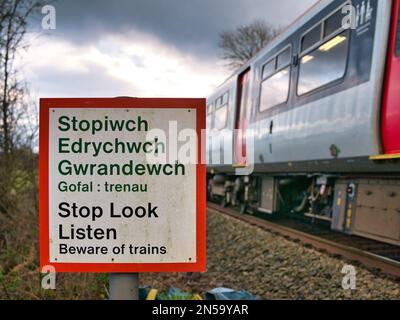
(0, 191, 109, 300)
(0, 187, 199, 300)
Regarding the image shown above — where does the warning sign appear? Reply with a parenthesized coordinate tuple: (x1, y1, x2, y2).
(39, 98, 206, 272)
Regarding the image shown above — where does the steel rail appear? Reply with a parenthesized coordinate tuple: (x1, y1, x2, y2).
(207, 202, 400, 279)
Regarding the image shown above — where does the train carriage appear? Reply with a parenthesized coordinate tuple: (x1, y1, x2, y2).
(206, 0, 400, 246)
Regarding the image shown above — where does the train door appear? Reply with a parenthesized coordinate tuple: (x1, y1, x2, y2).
(234, 69, 251, 167)
(382, 0, 400, 154)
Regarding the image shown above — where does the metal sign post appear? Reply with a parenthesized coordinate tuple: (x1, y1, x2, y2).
(109, 273, 139, 300)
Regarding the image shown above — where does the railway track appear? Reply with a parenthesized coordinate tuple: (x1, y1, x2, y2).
(207, 202, 400, 279)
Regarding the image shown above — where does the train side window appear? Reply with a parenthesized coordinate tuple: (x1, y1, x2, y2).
(207, 103, 213, 115)
(259, 67, 290, 112)
(259, 46, 292, 113)
(214, 92, 229, 130)
(206, 103, 213, 129)
(324, 8, 346, 38)
(221, 92, 229, 105)
(301, 24, 322, 52)
(215, 97, 222, 108)
(298, 30, 350, 95)
(262, 59, 276, 79)
(277, 47, 291, 69)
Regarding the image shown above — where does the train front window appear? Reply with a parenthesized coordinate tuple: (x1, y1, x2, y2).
(298, 30, 349, 95)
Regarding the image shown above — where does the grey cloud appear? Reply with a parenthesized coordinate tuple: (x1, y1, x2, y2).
(26, 0, 316, 101)
(30, 62, 139, 98)
(37, 0, 316, 58)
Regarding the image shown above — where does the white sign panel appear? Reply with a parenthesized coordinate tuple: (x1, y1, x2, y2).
(40, 99, 206, 272)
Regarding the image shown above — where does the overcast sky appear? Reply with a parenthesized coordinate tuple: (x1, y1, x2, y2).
(21, 0, 316, 100)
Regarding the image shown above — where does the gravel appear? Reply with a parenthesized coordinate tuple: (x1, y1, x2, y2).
(140, 209, 400, 300)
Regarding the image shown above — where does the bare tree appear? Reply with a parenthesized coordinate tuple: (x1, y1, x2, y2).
(0, 0, 44, 215)
(218, 20, 280, 70)
(0, 0, 44, 154)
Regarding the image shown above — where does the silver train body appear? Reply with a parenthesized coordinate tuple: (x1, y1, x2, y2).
(206, 0, 400, 246)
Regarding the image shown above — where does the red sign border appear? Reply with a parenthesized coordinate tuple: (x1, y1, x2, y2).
(39, 98, 206, 273)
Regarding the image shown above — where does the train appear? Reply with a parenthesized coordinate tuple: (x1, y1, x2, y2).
(206, 0, 400, 246)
